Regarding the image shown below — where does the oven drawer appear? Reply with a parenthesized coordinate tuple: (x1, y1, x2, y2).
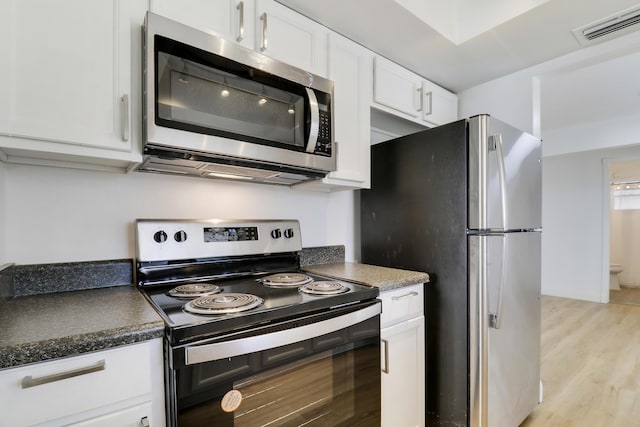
(0, 340, 162, 426)
(380, 283, 424, 327)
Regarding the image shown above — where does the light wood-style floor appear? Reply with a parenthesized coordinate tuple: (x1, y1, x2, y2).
(520, 295, 640, 426)
(610, 286, 640, 307)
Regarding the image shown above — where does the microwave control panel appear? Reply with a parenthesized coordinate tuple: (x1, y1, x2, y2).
(314, 105, 332, 156)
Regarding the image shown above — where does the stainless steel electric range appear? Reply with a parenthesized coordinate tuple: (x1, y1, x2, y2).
(135, 219, 381, 427)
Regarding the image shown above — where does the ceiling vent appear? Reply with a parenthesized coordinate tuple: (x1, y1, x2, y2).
(572, 5, 640, 46)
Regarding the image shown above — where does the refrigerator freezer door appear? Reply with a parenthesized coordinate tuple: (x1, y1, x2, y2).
(468, 115, 542, 231)
(469, 231, 541, 427)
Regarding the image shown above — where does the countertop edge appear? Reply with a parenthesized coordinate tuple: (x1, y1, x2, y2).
(0, 322, 165, 370)
(303, 262, 430, 292)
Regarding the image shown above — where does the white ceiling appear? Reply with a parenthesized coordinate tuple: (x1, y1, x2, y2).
(276, 0, 640, 93)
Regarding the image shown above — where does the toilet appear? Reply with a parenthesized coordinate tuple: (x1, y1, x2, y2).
(610, 264, 624, 290)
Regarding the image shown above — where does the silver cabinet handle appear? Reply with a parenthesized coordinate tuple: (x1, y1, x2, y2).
(21, 359, 105, 389)
(121, 94, 129, 142)
(416, 87, 423, 112)
(424, 90, 433, 116)
(260, 12, 268, 52)
(391, 291, 419, 301)
(236, 1, 244, 42)
(140, 416, 150, 427)
(381, 338, 389, 373)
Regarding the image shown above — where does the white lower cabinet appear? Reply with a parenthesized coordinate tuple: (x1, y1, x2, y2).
(69, 402, 153, 427)
(0, 339, 165, 427)
(380, 284, 425, 427)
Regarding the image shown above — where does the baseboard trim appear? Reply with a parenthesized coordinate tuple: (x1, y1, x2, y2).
(542, 287, 602, 303)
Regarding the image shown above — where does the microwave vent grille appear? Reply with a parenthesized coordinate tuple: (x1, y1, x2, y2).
(136, 155, 318, 186)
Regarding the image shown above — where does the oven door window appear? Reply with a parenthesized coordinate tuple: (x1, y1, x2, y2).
(174, 316, 380, 426)
(155, 39, 306, 151)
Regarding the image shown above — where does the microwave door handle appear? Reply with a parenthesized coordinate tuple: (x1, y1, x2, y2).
(305, 87, 320, 153)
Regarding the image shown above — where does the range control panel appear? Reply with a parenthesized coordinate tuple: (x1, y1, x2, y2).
(136, 219, 302, 262)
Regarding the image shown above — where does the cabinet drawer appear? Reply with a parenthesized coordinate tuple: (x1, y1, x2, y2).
(69, 401, 153, 427)
(373, 56, 421, 118)
(380, 283, 424, 327)
(0, 341, 155, 426)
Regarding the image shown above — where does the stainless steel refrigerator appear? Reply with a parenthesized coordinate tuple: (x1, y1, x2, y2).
(360, 114, 542, 427)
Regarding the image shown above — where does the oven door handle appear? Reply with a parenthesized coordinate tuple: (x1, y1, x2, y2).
(184, 303, 381, 365)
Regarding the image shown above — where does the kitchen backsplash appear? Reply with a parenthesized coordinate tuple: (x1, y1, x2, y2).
(8, 246, 345, 297)
(12, 260, 133, 297)
(300, 245, 345, 266)
(0, 263, 14, 298)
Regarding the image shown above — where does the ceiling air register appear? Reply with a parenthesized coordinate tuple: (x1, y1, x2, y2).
(572, 5, 640, 45)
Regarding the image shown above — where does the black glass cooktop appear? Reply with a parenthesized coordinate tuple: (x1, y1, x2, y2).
(140, 272, 379, 345)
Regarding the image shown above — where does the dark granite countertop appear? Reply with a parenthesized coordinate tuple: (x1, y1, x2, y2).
(303, 262, 429, 292)
(0, 286, 164, 370)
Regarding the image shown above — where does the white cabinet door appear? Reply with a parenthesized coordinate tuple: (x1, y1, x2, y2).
(326, 34, 369, 187)
(254, 0, 327, 77)
(372, 55, 458, 128)
(379, 283, 425, 427)
(295, 33, 370, 191)
(373, 56, 422, 119)
(421, 80, 458, 126)
(0, 339, 164, 427)
(0, 0, 144, 157)
(381, 315, 425, 427)
(149, 0, 255, 49)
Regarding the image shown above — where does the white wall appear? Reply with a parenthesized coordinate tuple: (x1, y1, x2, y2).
(458, 66, 537, 135)
(542, 112, 640, 157)
(543, 146, 640, 301)
(3, 162, 357, 265)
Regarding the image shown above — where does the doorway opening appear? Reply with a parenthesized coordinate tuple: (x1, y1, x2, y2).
(608, 159, 640, 306)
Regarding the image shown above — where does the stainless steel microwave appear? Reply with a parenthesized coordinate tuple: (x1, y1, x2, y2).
(139, 12, 335, 185)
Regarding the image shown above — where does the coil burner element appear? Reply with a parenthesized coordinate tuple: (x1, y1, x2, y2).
(260, 273, 313, 288)
(299, 281, 349, 295)
(184, 293, 264, 315)
(167, 283, 222, 299)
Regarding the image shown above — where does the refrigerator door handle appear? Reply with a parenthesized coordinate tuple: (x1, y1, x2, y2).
(490, 133, 509, 231)
(489, 234, 507, 330)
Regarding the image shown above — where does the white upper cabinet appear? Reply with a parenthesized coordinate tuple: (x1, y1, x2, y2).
(254, 0, 327, 77)
(373, 55, 458, 127)
(421, 79, 458, 127)
(373, 56, 423, 118)
(295, 33, 370, 191)
(0, 0, 146, 168)
(150, 0, 327, 76)
(149, 0, 255, 49)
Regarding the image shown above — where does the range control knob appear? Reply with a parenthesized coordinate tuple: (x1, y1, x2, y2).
(271, 228, 282, 239)
(153, 230, 168, 243)
(174, 230, 187, 243)
(284, 228, 295, 238)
